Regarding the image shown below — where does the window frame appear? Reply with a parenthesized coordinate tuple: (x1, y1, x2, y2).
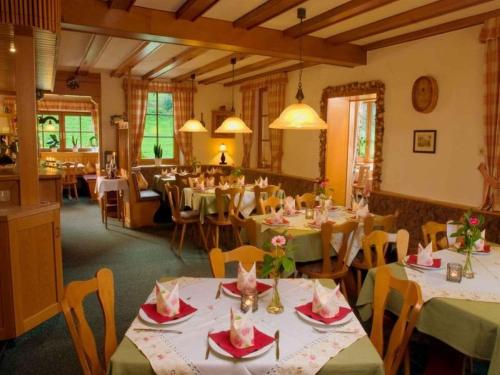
(257, 88, 270, 169)
(139, 91, 178, 164)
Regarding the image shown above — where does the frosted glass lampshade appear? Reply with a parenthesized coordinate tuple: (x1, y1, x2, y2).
(215, 116, 252, 134)
(269, 102, 327, 130)
(219, 143, 227, 152)
(179, 119, 207, 132)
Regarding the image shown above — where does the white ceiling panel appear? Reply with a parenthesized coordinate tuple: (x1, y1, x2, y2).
(203, 0, 267, 22)
(132, 43, 189, 75)
(57, 31, 92, 69)
(93, 37, 143, 70)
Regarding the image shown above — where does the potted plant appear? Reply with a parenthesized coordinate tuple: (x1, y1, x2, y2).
(89, 136, 98, 152)
(46, 134, 60, 152)
(153, 144, 163, 166)
(71, 135, 79, 152)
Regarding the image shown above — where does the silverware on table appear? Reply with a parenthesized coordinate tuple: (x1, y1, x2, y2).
(133, 328, 183, 334)
(205, 329, 214, 360)
(398, 262, 424, 273)
(312, 326, 358, 334)
(215, 282, 222, 299)
(274, 330, 280, 360)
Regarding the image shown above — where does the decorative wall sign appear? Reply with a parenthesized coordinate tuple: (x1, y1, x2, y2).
(413, 130, 436, 153)
(412, 76, 438, 113)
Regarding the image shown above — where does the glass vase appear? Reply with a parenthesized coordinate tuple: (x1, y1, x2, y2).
(463, 249, 474, 279)
(266, 276, 284, 314)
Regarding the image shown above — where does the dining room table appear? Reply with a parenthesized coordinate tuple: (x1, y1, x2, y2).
(108, 277, 384, 375)
(357, 246, 500, 375)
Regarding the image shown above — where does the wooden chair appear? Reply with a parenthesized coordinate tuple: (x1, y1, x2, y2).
(209, 245, 266, 278)
(166, 184, 207, 257)
(396, 229, 410, 262)
(352, 164, 371, 197)
(370, 266, 423, 375)
(254, 184, 280, 214)
(260, 195, 281, 214)
(295, 192, 316, 209)
(297, 220, 359, 298)
(352, 230, 391, 293)
(127, 172, 160, 228)
(206, 187, 244, 249)
(61, 268, 117, 375)
(62, 162, 79, 200)
(188, 175, 205, 188)
(363, 211, 399, 236)
(421, 221, 448, 251)
(101, 191, 123, 229)
(230, 214, 257, 246)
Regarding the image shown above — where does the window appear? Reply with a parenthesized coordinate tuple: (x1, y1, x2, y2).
(37, 113, 96, 150)
(141, 92, 175, 160)
(355, 100, 376, 162)
(257, 88, 270, 169)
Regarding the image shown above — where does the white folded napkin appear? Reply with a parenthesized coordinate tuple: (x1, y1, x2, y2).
(195, 180, 205, 191)
(356, 204, 370, 219)
(194, 166, 201, 174)
(170, 167, 177, 174)
(270, 209, 284, 224)
(237, 262, 257, 291)
(417, 242, 434, 266)
(161, 168, 169, 176)
(206, 176, 215, 187)
(230, 308, 254, 349)
(237, 176, 245, 185)
(155, 282, 180, 317)
(221, 182, 230, 189)
(312, 280, 341, 318)
(446, 221, 459, 246)
(284, 196, 295, 215)
(474, 230, 486, 251)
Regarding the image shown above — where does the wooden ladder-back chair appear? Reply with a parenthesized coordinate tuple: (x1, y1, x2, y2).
(206, 187, 244, 249)
(352, 230, 391, 293)
(260, 195, 281, 214)
(230, 214, 257, 247)
(421, 221, 448, 251)
(295, 192, 316, 210)
(209, 245, 266, 278)
(297, 220, 359, 299)
(61, 268, 117, 375)
(371, 266, 423, 375)
(396, 229, 410, 263)
(363, 211, 399, 236)
(254, 184, 281, 214)
(166, 184, 207, 256)
(62, 162, 79, 200)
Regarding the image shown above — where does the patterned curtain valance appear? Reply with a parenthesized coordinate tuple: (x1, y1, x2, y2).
(37, 98, 98, 113)
(123, 79, 195, 94)
(239, 73, 288, 92)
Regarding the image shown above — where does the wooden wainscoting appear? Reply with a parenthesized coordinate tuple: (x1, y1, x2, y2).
(39, 151, 98, 166)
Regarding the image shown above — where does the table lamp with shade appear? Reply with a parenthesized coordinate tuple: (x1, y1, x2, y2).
(219, 143, 227, 165)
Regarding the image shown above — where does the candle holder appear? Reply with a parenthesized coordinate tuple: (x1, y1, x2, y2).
(240, 288, 258, 313)
(305, 208, 314, 220)
(446, 262, 462, 283)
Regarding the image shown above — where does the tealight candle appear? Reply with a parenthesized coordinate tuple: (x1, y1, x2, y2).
(305, 208, 314, 220)
(446, 262, 462, 283)
(240, 288, 258, 313)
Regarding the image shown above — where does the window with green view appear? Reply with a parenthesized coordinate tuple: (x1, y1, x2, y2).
(38, 114, 60, 149)
(356, 101, 376, 161)
(141, 92, 175, 159)
(64, 114, 95, 148)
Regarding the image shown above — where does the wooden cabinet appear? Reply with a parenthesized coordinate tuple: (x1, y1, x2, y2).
(0, 203, 63, 340)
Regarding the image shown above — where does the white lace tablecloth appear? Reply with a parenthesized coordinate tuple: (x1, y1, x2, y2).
(95, 176, 129, 201)
(404, 248, 500, 303)
(126, 277, 366, 375)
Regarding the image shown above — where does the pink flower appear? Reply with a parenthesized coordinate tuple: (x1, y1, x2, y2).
(469, 217, 479, 226)
(271, 235, 286, 247)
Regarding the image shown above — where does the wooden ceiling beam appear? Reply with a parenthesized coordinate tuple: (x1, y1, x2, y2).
(199, 57, 284, 85)
(61, 0, 366, 67)
(78, 34, 111, 73)
(233, 0, 307, 30)
(284, 0, 398, 38)
(108, 0, 135, 11)
(111, 41, 162, 77)
(176, 0, 219, 21)
(326, 0, 493, 44)
(364, 8, 500, 50)
(223, 62, 316, 87)
(171, 52, 247, 82)
(143, 47, 206, 80)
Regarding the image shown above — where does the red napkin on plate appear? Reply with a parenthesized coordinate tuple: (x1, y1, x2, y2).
(406, 255, 441, 268)
(141, 300, 197, 323)
(295, 302, 352, 324)
(481, 244, 491, 253)
(264, 217, 290, 225)
(209, 328, 274, 358)
(222, 281, 272, 296)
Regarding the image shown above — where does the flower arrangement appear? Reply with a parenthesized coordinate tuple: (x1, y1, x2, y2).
(315, 178, 333, 199)
(261, 234, 296, 278)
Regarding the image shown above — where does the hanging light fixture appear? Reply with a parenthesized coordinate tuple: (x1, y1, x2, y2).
(214, 58, 252, 134)
(269, 8, 327, 130)
(179, 74, 207, 133)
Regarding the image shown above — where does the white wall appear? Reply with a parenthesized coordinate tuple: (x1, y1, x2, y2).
(100, 73, 125, 153)
(279, 26, 484, 207)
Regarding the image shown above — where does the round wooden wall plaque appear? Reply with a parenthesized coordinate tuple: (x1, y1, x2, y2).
(412, 76, 438, 113)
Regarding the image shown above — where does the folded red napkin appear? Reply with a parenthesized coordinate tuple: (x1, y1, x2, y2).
(480, 244, 491, 253)
(406, 255, 441, 268)
(222, 281, 272, 296)
(264, 217, 290, 225)
(209, 328, 274, 358)
(295, 302, 352, 324)
(141, 300, 197, 323)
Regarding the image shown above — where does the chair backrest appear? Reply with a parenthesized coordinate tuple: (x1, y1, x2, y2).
(130, 172, 141, 201)
(295, 192, 316, 209)
(254, 184, 280, 213)
(370, 266, 423, 375)
(362, 230, 391, 268)
(396, 229, 410, 262)
(230, 214, 257, 246)
(260, 195, 281, 214)
(214, 187, 244, 221)
(320, 220, 359, 274)
(165, 184, 182, 222)
(61, 268, 117, 375)
(188, 175, 205, 188)
(209, 245, 266, 277)
(421, 221, 448, 251)
(364, 211, 399, 236)
(62, 162, 78, 184)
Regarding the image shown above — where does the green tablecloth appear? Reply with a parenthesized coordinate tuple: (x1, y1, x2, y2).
(357, 263, 500, 375)
(109, 279, 384, 375)
(152, 175, 176, 200)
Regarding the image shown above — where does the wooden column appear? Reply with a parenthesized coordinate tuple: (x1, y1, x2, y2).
(15, 32, 40, 206)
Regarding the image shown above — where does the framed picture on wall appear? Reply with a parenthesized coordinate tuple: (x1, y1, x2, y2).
(211, 106, 234, 139)
(413, 130, 436, 153)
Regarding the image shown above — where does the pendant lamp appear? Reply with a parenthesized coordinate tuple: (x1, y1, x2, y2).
(215, 58, 252, 134)
(179, 74, 207, 133)
(269, 8, 327, 130)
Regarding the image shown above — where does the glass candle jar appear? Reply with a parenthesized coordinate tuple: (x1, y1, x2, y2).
(446, 262, 462, 283)
(305, 208, 314, 220)
(240, 288, 258, 312)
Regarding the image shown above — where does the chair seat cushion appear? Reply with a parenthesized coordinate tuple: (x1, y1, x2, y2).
(139, 190, 160, 201)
